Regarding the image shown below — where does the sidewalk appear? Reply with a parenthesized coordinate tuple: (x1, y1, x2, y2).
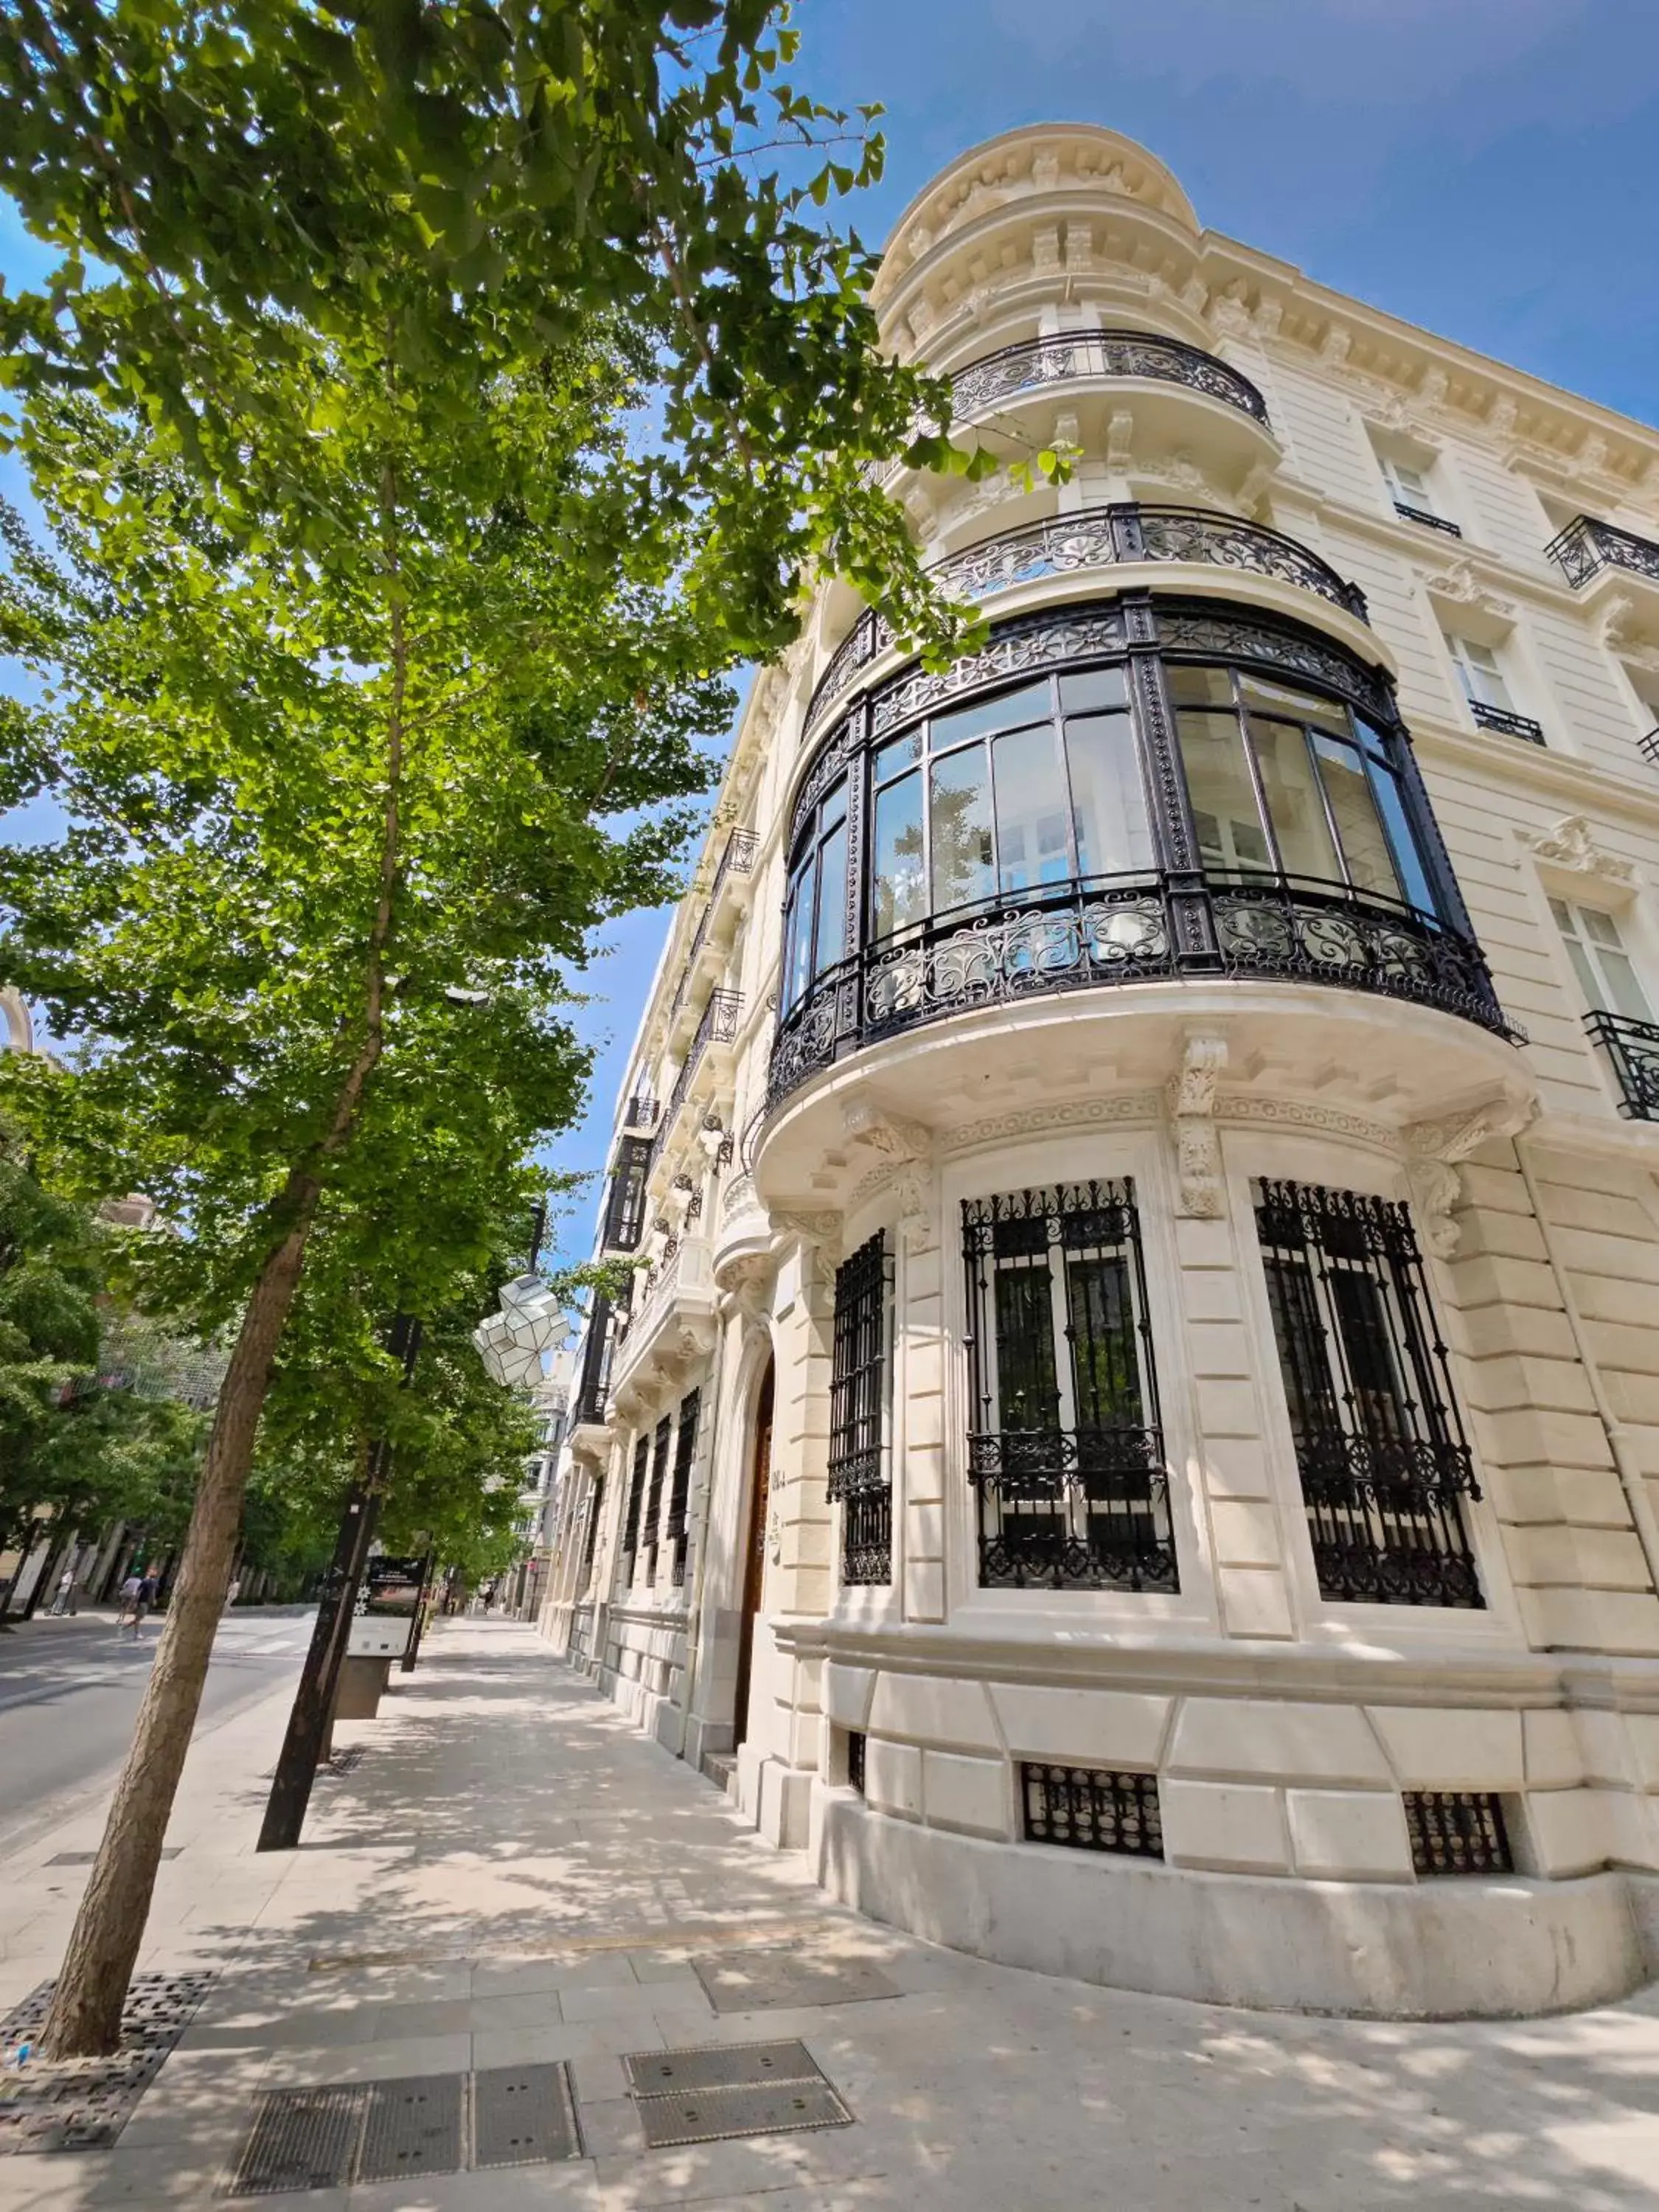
(4, 1621, 1659, 2209)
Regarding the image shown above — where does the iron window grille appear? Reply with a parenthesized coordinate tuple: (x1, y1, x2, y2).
(601, 1134, 653, 1252)
(665, 1388, 700, 1588)
(641, 1415, 672, 1584)
(1404, 1790, 1513, 1876)
(962, 1179, 1177, 1593)
(619, 1433, 649, 1590)
(846, 1730, 866, 1795)
(573, 1295, 613, 1427)
(828, 1231, 894, 1585)
(1254, 1180, 1484, 1609)
(1021, 1764, 1164, 1857)
(579, 1475, 604, 1577)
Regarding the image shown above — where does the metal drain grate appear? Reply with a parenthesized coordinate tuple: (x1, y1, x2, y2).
(625, 2040, 821, 2096)
(473, 2062, 580, 2168)
(0, 1972, 216, 2155)
(358, 2074, 462, 2183)
(46, 1848, 183, 1867)
(636, 2080, 852, 2149)
(625, 2038, 852, 2149)
(692, 1951, 899, 2013)
(229, 2087, 365, 2195)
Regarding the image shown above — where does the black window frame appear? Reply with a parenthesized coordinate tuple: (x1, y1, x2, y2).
(1253, 1179, 1484, 1610)
(641, 1413, 672, 1584)
(782, 773, 852, 1012)
(619, 1431, 650, 1590)
(961, 1178, 1178, 1594)
(665, 1388, 700, 1590)
(601, 1134, 653, 1253)
(828, 1230, 894, 1587)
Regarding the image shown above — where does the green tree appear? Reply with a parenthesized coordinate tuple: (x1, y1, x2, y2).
(0, 1, 983, 2059)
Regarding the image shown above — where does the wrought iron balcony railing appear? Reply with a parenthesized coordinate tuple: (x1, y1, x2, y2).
(1545, 515, 1659, 591)
(1393, 501, 1461, 538)
(621, 1092, 658, 1131)
(967, 1426, 1178, 1593)
(653, 989, 743, 1164)
(806, 501, 1369, 733)
(1641, 726, 1659, 770)
(1586, 1008, 1659, 1119)
(768, 872, 1514, 1110)
(945, 329, 1269, 428)
(1469, 700, 1545, 745)
(670, 830, 759, 1015)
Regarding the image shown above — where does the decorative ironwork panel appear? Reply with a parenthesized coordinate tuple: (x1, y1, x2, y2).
(1254, 1181, 1484, 1608)
(665, 1388, 700, 1587)
(948, 329, 1270, 425)
(1021, 1764, 1164, 1857)
(1470, 700, 1545, 745)
(961, 1180, 1177, 1593)
(869, 606, 1128, 744)
(1392, 501, 1462, 538)
(1585, 1009, 1659, 1119)
(829, 1231, 893, 1585)
(1211, 883, 1512, 1037)
(1153, 599, 1394, 726)
(804, 500, 1370, 731)
(1546, 514, 1659, 591)
(1404, 1790, 1513, 1876)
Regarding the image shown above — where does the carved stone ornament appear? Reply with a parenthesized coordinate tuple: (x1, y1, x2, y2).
(1402, 1082, 1537, 1259)
(841, 1098, 933, 1164)
(1517, 815, 1638, 892)
(1420, 557, 1515, 623)
(714, 1248, 775, 1318)
(771, 1209, 844, 1271)
(1167, 1034, 1229, 1218)
(767, 1502, 785, 1566)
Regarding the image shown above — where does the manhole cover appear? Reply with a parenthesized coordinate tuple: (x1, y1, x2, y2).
(692, 1952, 899, 2013)
(226, 2086, 364, 2196)
(625, 2040, 821, 2095)
(46, 1848, 182, 1867)
(0, 1972, 215, 2155)
(473, 2063, 580, 2168)
(635, 2079, 852, 2149)
(358, 2074, 462, 2183)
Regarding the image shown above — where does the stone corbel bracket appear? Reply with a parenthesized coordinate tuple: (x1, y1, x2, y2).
(1167, 1034, 1229, 1217)
(1402, 1082, 1538, 1259)
(841, 1098, 937, 1243)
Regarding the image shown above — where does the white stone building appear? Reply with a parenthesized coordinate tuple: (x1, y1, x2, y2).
(538, 125, 1659, 2017)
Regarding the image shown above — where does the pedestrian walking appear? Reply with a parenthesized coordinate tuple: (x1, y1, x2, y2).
(118, 1571, 143, 1634)
(135, 1568, 159, 1632)
(50, 1566, 76, 1616)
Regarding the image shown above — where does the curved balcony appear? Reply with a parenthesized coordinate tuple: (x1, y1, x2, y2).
(768, 874, 1511, 1107)
(807, 503, 1367, 735)
(945, 330, 1268, 427)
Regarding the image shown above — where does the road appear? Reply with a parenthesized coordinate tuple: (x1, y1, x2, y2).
(0, 1609, 313, 1858)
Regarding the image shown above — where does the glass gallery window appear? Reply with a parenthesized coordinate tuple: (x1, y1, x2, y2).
(868, 672, 1152, 944)
(1169, 668, 1436, 914)
(782, 775, 849, 1009)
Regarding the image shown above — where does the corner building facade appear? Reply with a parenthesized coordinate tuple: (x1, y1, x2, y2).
(538, 126, 1659, 2017)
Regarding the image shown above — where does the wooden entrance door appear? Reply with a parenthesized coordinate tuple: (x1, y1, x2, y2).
(732, 1359, 774, 1750)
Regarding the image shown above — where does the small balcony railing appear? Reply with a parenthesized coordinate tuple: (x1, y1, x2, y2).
(946, 330, 1269, 428)
(1638, 726, 1659, 771)
(968, 1426, 1178, 1593)
(1586, 1009, 1659, 1119)
(1393, 501, 1461, 538)
(1545, 515, 1659, 592)
(669, 832, 758, 1017)
(621, 1093, 658, 1131)
(768, 872, 1514, 1109)
(806, 501, 1369, 733)
(1469, 700, 1545, 745)
(658, 988, 742, 1144)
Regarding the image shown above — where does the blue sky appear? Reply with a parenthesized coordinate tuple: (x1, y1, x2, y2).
(5, 1, 1658, 1269)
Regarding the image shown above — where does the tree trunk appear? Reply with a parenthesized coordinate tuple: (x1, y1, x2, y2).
(37, 1219, 312, 2059)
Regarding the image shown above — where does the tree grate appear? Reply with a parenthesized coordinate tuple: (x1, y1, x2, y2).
(0, 1972, 215, 2154)
(473, 2062, 580, 2168)
(227, 2086, 364, 2195)
(624, 2044, 852, 2149)
(358, 2074, 462, 2183)
(691, 1952, 898, 2013)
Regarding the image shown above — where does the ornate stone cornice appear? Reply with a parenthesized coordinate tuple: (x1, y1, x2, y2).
(1213, 1095, 1396, 1152)
(939, 1091, 1163, 1155)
